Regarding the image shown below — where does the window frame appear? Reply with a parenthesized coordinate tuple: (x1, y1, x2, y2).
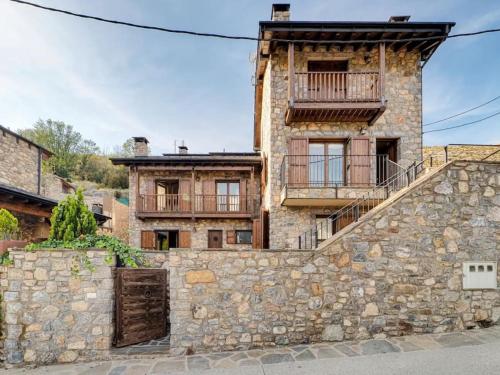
(216, 180, 241, 212)
(308, 141, 346, 187)
(235, 230, 253, 245)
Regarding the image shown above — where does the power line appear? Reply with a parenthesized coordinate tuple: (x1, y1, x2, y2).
(7, 0, 500, 44)
(423, 95, 500, 126)
(423, 110, 500, 134)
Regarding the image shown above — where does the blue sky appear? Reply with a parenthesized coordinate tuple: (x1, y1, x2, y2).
(0, 0, 499, 155)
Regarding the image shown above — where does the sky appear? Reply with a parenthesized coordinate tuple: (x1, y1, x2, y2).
(0, 0, 499, 155)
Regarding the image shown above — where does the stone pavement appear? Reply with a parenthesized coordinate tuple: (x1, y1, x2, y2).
(3, 326, 500, 374)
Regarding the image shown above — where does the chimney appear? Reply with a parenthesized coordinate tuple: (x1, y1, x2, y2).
(271, 4, 290, 21)
(388, 15, 411, 23)
(178, 141, 188, 155)
(132, 137, 149, 157)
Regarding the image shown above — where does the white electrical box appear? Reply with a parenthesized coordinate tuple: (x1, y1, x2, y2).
(462, 262, 497, 290)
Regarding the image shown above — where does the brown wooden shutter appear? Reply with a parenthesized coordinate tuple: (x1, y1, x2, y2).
(179, 230, 191, 248)
(226, 230, 236, 245)
(144, 179, 156, 211)
(202, 180, 216, 212)
(261, 155, 268, 192)
(179, 179, 191, 212)
(141, 231, 156, 250)
(349, 137, 371, 186)
(239, 179, 247, 212)
(252, 219, 262, 249)
(288, 138, 308, 187)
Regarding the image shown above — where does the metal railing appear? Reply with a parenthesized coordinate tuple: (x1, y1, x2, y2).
(298, 159, 427, 250)
(138, 194, 259, 215)
(294, 71, 381, 102)
(280, 154, 392, 189)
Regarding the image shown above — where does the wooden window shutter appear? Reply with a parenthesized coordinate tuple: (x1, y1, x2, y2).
(349, 137, 371, 186)
(179, 179, 192, 212)
(144, 179, 156, 211)
(202, 180, 216, 212)
(288, 138, 308, 187)
(179, 230, 191, 248)
(239, 179, 247, 212)
(252, 219, 262, 249)
(141, 231, 156, 250)
(261, 154, 268, 192)
(226, 230, 236, 245)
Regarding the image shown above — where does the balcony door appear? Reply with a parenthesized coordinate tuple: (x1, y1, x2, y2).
(156, 180, 179, 211)
(308, 142, 345, 187)
(216, 181, 240, 212)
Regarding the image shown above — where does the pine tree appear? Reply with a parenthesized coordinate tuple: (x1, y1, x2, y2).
(49, 189, 97, 242)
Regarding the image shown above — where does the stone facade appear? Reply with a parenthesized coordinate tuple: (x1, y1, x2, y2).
(1, 250, 115, 366)
(260, 47, 424, 249)
(0, 127, 46, 194)
(129, 168, 259, 250)
(169, 160, 500, 353)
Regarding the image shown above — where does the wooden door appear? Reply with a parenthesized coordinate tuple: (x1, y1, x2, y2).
(208, 230, 223, 249)
(349, 137, 371, 186)
(179, 179, 191, 212)
(288, 138, 308, 187)
(115, 268, 168, 347)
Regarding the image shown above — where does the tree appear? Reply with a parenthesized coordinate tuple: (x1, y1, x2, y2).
(19, 119, 98, 178)
(49, 189, 97, 242)
(0, 209, 19, 240)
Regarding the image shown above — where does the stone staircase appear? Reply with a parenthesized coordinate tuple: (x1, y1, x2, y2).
(298, 159, 437, 249)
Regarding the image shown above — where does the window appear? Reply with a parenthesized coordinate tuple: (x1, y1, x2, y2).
(308, 142, 344, 187)
(308, 60, 348, 72)
(236, 230, 252, 244)
(216, 181, 240, 211)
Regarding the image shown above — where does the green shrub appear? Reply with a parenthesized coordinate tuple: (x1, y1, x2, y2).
(26, 234, 145, 272)
(0, 208, 19, 240)
(49, 189, 97, 242)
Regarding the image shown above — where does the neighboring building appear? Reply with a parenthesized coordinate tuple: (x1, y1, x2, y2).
(254, 5, 455, 248)
(115, 5, 456, 251)
(112, 138, 261, 250)
(0, 124, 108, 242)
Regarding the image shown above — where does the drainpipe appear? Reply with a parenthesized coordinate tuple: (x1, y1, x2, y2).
(37, 148, 42, 195)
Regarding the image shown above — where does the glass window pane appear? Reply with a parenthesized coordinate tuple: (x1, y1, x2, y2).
(309, 144, 325, 186)
(217, 183, 227, 195)
(328, 144, 344, 185)
(236, 231, 252, 244)
(229, 183, 240, 195)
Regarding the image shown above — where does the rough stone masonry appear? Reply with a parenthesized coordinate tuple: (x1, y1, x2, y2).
(169, 160, 500, 353)
(1, 250, 115, 366)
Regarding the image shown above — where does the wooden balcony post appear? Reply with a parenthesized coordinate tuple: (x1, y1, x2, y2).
(288, 42, 295, 106)
(135, 166, 140, 212)
(191, 167, 195, 218)
(379, 42, 385, 102)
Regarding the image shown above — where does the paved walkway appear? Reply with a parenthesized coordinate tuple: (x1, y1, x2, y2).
(4, 326, 500, 374)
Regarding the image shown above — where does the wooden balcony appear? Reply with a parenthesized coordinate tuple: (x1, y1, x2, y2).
(136, 194, 258, 219)
(285, 43, 386, 125)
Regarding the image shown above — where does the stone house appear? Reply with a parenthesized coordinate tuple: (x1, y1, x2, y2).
(112, 138, 262, 250)
(0, 124, 109, 243)
(116, 5, 457, 251)
(254, 5, 455, 249)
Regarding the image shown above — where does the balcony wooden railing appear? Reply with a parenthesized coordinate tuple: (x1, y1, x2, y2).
(137, 194, 258, 216)
(294, 72, 381, 102)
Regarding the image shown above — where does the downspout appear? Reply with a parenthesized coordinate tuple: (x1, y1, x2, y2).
(37, 148, 42, 195)
(420, 61, 423, 162)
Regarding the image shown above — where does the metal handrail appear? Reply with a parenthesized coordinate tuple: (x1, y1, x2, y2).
(298, 159, 428, 250)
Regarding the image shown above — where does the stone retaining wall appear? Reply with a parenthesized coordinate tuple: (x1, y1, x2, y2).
(169, 161, 500, 354)
(1, 249, 115, 366)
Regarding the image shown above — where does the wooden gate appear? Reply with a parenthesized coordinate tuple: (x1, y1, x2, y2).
(115, 268, 169, 347)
